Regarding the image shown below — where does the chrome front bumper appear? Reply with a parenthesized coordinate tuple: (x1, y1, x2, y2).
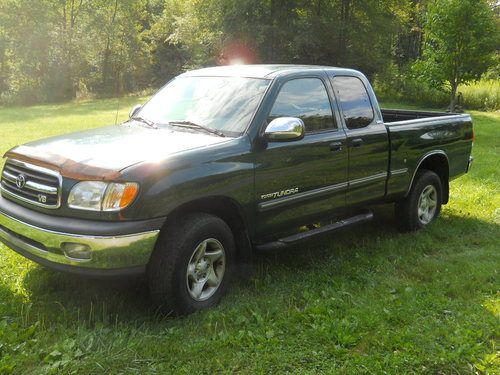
(0, 211, 160, 274)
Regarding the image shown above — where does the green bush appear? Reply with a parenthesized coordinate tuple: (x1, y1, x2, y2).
(373, 64, 449, 109)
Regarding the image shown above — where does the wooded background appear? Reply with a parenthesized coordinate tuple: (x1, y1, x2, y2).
(0, 0, 498, 108)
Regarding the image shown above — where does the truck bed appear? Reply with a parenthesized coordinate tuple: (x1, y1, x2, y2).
(381, 108, 473, 201)
(381, 108, 455, 123)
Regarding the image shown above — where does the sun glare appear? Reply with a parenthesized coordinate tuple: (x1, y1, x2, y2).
(229, 58, 245, 65)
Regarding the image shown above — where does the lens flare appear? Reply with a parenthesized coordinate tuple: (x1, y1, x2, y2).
(218, 39, 257, 65)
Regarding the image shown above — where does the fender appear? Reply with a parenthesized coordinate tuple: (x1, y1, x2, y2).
(406, 150, 449, 196)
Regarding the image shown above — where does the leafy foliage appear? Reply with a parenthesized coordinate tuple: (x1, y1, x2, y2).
(0, 0, 155, 104)
(413, 0, 499, 110)
(0, 0, 497, 109)
(0, 0, 425, 104)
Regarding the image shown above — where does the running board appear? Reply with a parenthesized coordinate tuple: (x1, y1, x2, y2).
(255, 211, 374, 252)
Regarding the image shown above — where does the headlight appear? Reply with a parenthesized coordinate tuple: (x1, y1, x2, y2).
(68, 181, 139, 211)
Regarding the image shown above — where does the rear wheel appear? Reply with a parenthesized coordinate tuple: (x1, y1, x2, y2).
(147, 213, 235, 315)
(395, 170, 443, 232)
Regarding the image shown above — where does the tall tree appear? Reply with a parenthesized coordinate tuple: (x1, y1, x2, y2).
(395, 0, 427, 65)
(414, 0, 499, 110)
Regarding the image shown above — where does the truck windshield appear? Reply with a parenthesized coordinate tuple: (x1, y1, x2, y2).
(137, 76, 270, 136)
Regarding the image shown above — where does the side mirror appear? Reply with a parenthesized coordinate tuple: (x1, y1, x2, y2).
(129, 104, 142, 118)
(263, 117, 305, 142)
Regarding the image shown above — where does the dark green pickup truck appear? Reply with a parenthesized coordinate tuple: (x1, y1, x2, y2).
(0, 65, 473, 314)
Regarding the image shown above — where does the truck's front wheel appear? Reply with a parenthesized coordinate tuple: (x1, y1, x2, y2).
(147, 213, 235, 315)
(395, 170, 443, 232)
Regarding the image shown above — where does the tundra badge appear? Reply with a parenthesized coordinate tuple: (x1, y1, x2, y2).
(261, 188, 299, 200)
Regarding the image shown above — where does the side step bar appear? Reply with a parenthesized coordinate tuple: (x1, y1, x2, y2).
(255, 211, 374, 252)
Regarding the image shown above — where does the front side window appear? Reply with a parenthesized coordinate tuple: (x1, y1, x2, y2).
(268, 78, 335, 133)
(138, 76, 270, 136)
(332, 76, 374, 129)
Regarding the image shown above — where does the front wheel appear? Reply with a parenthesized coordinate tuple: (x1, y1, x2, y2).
(395, 170, 443, 232)
(147, 213, 235, 315)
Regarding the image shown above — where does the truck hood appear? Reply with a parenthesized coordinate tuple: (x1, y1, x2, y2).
(5, 123, 230, 180)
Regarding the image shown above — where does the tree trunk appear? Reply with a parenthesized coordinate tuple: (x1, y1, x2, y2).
(101, 0, 119, 94)
(449, 82, 458, 112)
(60, 0, 84, 99)
(338, 0, 351, 65)
(268, 0, 276, 62)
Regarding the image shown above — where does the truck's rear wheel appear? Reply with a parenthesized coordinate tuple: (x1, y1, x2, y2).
(147, 213, 235, 315)
(395, 170, 442, 232)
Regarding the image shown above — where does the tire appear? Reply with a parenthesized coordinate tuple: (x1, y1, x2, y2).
(147, 213, 235, 315)
(395, 170, 443, 232)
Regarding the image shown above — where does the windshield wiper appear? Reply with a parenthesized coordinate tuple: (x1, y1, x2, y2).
(168, 121, 226, 138)
(131, 116, 158, 129)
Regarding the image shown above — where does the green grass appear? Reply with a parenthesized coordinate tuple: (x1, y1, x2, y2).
(0, 98, 499, 374)
(460, 80, 500, 111)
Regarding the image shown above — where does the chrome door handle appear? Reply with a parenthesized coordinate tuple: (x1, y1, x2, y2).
(329, 142, 343, 152)
(351, 138, 364, 148)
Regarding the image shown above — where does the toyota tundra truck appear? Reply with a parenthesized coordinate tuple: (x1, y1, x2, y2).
(0, 65, 474, 314)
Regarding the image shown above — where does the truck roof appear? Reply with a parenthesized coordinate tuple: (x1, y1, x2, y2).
(180, 64, 362, 79)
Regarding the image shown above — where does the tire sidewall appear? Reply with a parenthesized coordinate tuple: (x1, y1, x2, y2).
(172, 217, 235, 314)
(410, 171, 442, 230)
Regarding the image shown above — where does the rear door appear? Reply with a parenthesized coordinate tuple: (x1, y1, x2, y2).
(254, 74, 348, 239)
(330, 75, 389, 206)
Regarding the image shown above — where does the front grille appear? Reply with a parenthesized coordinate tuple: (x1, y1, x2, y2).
(0, 159, 62, 209)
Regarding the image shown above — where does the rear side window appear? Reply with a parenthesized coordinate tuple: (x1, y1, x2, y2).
(268, 78, 336, 132)
(332, 76, 374, 129)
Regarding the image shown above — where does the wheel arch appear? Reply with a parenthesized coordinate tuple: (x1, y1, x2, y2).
(161, 196, 253, 278)
(408, 151, 450, 204)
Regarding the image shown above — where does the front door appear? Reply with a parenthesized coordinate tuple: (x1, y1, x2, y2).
(254, 76, 348, 239)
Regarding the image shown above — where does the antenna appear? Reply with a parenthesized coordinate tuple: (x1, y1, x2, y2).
(115, 74, 121, 125)
(114, 94, 121, 125)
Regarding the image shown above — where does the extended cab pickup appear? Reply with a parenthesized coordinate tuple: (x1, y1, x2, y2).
(0, 65, 474, 314)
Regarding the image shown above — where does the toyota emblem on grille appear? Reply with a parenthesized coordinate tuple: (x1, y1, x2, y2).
(15, 174, 26, 188)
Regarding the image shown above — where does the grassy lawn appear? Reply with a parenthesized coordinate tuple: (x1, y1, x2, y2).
(0, 98, 498, 374)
